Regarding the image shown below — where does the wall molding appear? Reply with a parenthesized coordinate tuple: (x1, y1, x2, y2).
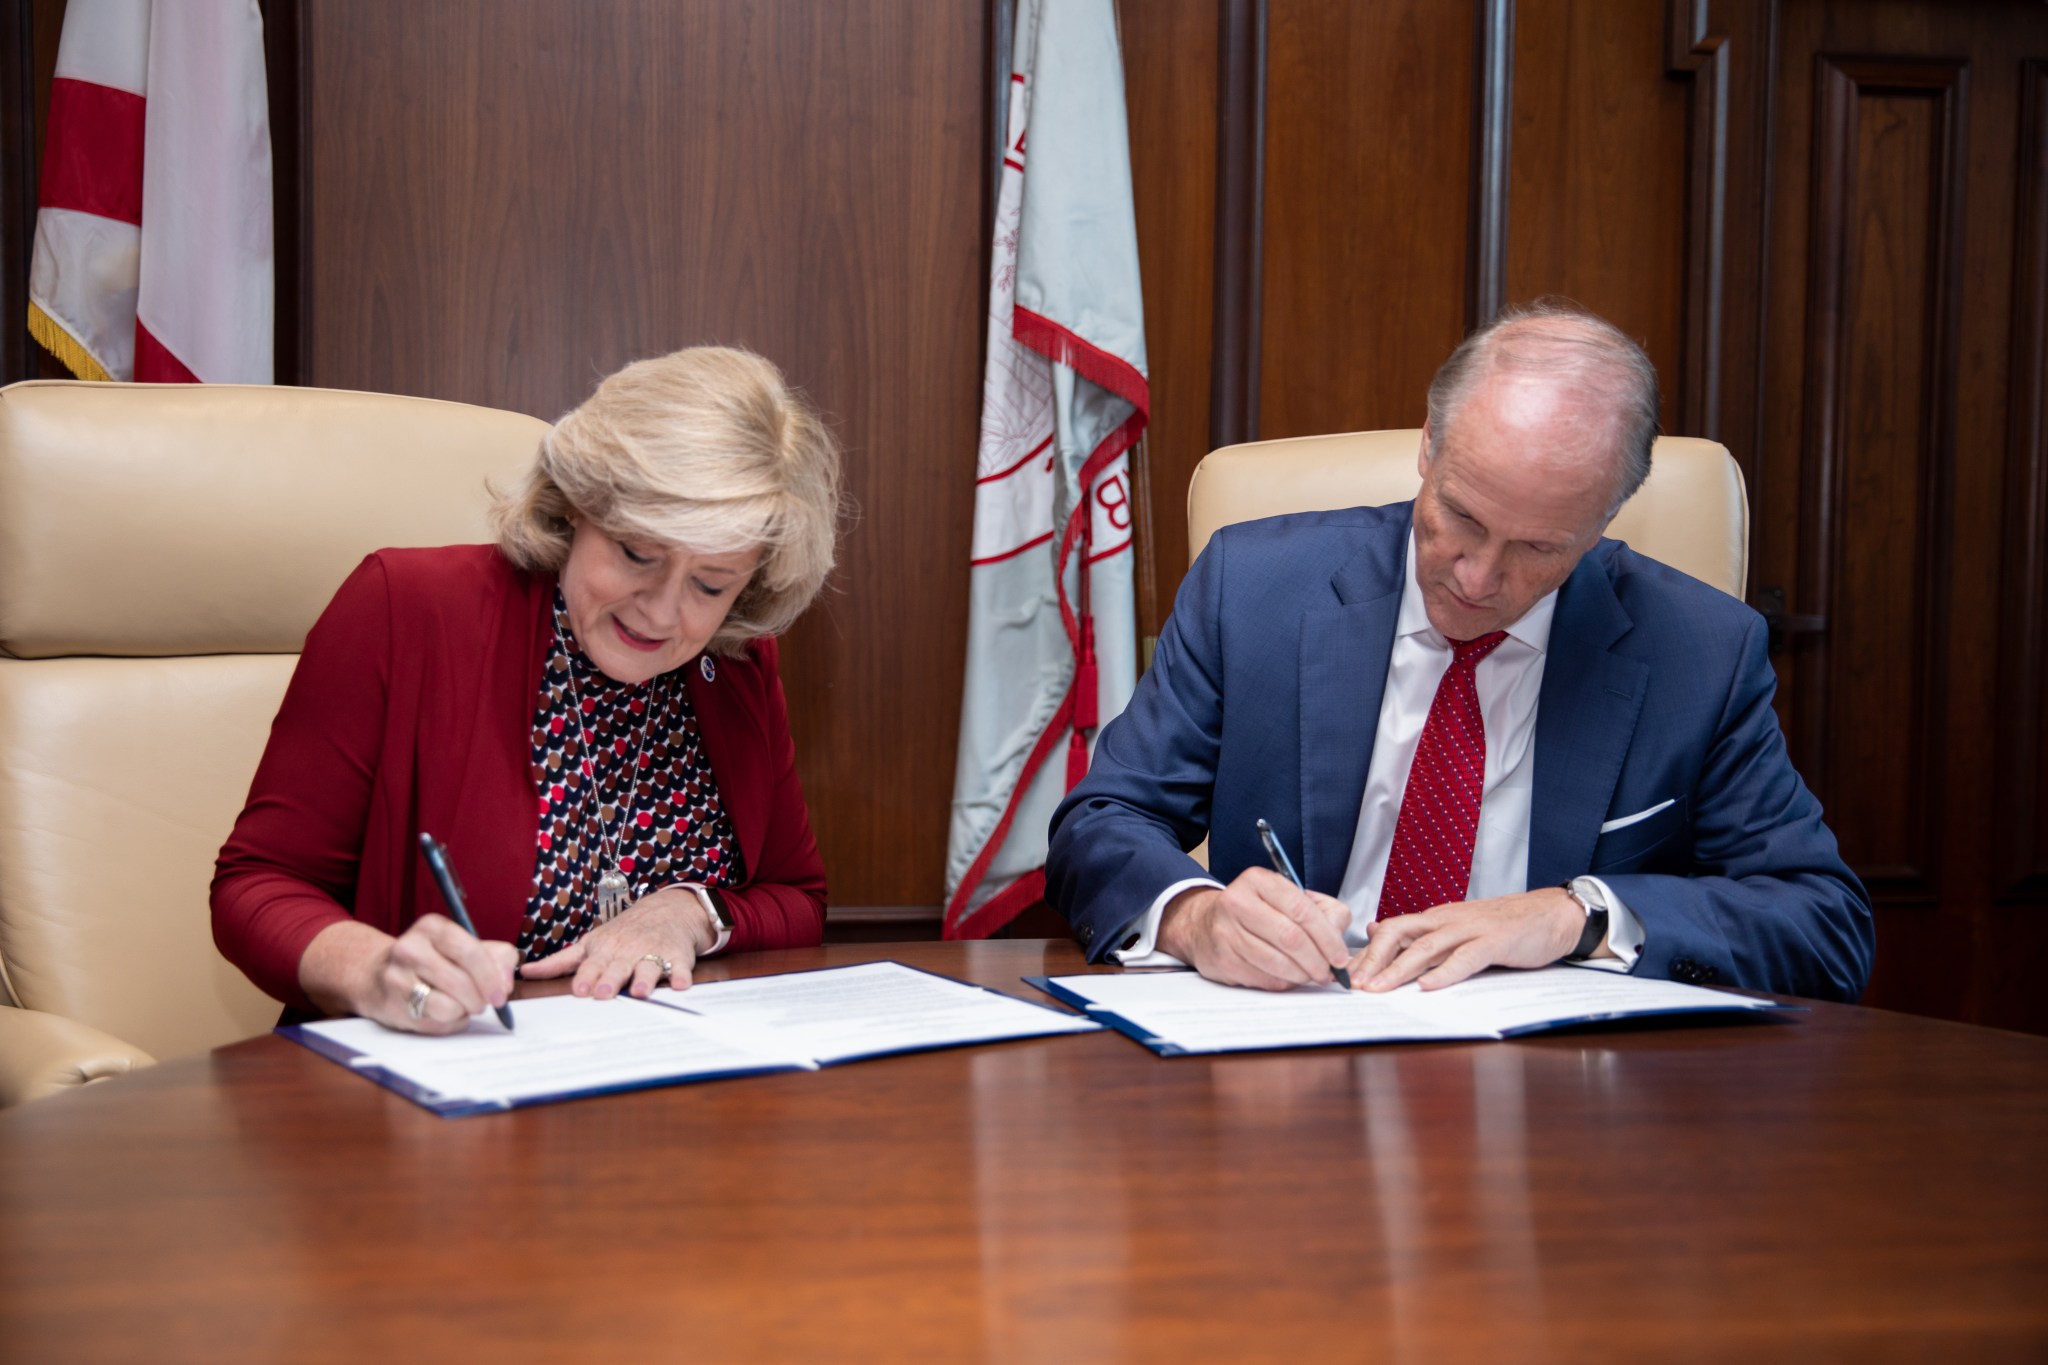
(1998, 59, 2048, 903)
(984, 0, 1015, 276)
(262, 0, 305, 386)
(1467, 0, 1513, 329)
(1665, 0, 1777, 466)
(1797, 54, 1969, 902)
(1207, 0, 1265, 451)
(2, 0, 39, 384)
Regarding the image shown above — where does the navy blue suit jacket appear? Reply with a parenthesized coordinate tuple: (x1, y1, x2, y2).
(1045, 503, 1873, 1002)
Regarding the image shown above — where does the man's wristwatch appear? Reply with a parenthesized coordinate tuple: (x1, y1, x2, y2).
(1560, 878, 1609, 961)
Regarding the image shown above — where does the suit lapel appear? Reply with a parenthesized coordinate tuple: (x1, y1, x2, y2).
(1298, 514, 1409, 892)
(1527, 550, 1649, 890)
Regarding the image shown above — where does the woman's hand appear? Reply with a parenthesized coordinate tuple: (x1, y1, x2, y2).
(300, 916, 519, 1035)
(521, 887, 718, 999)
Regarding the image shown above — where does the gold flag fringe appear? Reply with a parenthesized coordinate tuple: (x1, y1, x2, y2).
(26, 303, 114, 383)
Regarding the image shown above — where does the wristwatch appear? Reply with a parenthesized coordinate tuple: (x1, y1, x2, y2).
(1560, 878, 1609, 961)
(687, 885, 734, 956)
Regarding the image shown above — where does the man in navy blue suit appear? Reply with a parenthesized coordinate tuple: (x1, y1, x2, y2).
(1045, 302, 1872, 1001)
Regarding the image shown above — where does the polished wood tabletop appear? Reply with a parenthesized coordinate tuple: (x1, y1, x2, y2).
(3, 939, 2045, 1362)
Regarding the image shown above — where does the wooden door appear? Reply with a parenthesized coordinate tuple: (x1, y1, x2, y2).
(1754, 0, 2048, 1027)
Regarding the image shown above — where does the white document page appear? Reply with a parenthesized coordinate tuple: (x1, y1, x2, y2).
(1048, 971, 1484, 1051)
(1393, 966, 1773, 1036)
(1047, 965, 1773, 1053)
(653, 961, 1099, 1065)
(300, 994, 802, 1106)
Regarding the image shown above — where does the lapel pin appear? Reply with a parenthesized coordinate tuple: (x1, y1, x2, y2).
(700, 656, 716, 682)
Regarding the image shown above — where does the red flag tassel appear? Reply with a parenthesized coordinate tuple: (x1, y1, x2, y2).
(1066, 491, 1099, 790)
(1068, 612, 1097, 788)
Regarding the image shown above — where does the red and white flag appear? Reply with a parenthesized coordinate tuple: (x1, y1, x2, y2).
(28, 0, 272, 383)
(944, 0, 1149, 938)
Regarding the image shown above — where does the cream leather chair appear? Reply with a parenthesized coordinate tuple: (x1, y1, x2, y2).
(1188, 429, 1748, 597)
(1179, 428, 1748, 871)
(0, 380, 548, 1105)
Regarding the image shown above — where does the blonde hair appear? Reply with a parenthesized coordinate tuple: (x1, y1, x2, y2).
(491, 346, 844, 655)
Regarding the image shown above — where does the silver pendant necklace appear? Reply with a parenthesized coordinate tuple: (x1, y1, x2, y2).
(557, 618, 660, 923)
(596, 868, 634, 922)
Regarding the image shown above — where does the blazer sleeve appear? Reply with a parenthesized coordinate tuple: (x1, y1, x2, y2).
(720, 636, 827, 951)
(211, 556, 393, 1009)
(1046, 535, 1227, 960)
(1601, 614, 1874, 1002)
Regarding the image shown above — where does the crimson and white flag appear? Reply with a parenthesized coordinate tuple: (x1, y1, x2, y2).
(944, 0, 1149, 939)
(28, 0, 272, 383)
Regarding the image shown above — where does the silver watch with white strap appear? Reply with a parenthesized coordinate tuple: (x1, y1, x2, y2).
(687, 884, 733, 955)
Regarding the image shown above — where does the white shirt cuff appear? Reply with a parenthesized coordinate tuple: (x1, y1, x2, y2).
(1110, 876, 1221, 968)
(1569, 876, 1643, 972)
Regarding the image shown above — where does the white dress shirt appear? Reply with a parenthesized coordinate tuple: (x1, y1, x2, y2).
(1116, 531, 1644, 970)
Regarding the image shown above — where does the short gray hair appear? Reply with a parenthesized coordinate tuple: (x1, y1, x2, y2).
(490, 346, 845, 655)
(1424, 298, 1660, 515)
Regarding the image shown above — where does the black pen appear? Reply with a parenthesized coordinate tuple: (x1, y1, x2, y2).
(418, 832, 516, 1031)
(1256, 818, 1353, 990)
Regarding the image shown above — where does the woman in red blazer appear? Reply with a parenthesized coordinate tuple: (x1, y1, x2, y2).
(213, 347, 840, 1033)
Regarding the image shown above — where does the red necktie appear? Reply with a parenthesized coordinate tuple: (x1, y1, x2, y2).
(1376, 630, 1508, 921)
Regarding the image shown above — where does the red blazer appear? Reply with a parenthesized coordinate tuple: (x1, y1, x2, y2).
(212, 544, 827, 1010)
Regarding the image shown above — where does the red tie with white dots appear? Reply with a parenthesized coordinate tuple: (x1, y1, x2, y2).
(1376, 630, 1509, 921)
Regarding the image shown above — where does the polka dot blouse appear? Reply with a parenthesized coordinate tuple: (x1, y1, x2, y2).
(518, 591, 744, 961)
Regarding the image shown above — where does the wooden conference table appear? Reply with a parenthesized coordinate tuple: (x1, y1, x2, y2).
(3, 940, 2045, 1362)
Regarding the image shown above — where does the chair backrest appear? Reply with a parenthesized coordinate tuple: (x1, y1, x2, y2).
(0, 380, 549, 1059)
(1186, 429, 1749, 599)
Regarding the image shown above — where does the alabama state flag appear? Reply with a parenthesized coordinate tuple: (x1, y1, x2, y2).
(28, 0, 272, 383)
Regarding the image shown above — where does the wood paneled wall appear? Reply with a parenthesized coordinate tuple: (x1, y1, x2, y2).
(1258, 0, 1477, 443)
(1755, 1, 2048, 1029)
(9, 0, 2045, 1029)
(2007, 59, 2048, 909)
(1507, 2, 1689, 427)
(293, 1, 989, 920)
(3, 0, 69, 385)
(1117, 0, 2047, 1032)
(1119, 0, 1787, 635)
(1120, 0, 1216, 618)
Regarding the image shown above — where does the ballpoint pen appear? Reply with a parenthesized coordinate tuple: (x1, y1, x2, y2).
(417, 831, 516, 1030)
(1256, 817, 1352, 989)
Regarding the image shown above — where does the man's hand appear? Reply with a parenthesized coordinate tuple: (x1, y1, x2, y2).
(1348, 886, 1601, 992)
(1158, 867, 1354, 991)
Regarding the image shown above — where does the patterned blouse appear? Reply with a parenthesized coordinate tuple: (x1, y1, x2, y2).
(518, 591, 744, 961)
